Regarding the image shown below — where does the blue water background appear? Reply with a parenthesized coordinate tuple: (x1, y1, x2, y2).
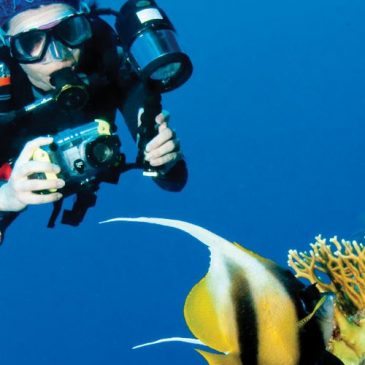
(1, 0, 365, 364)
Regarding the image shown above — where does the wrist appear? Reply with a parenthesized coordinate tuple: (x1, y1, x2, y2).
(0, 182, 26, 212)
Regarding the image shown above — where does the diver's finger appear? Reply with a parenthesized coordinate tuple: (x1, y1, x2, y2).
(158, 122, 168, 132)
(145, 128, 174, 152)
(149, 151, 182, 167)
(15, 137, 53, 167)
(13, 161, 60, 179)
(16, 178, 65, 193)
(155, 110, 170, 125)
(145, 140, 179, 161)
(19, 191, 63, 205)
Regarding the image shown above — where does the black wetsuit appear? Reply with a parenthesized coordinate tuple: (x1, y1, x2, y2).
(0, 16, 187, 240)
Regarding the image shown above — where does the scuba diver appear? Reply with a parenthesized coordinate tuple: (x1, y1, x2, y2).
(0, 0, 190, 242)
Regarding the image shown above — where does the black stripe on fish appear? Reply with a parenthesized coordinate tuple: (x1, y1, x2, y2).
(229, 265, 258, 365)
(266, 266, 329, 365)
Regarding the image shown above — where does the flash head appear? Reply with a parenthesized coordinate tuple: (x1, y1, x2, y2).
(115, 0, 193, 92)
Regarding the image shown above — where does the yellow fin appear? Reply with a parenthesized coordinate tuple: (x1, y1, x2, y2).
(184, 274, 238, 354)
(298, 295, 328, 329)
(196, 349, 241, 365)
(232, 242, 277, 268)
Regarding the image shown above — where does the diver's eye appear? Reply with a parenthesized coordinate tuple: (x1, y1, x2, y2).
(14, 31, 47, 58)
(54, 15, 92, 47)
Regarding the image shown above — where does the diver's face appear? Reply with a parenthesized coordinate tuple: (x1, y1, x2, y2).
(7, 4, 81, 91)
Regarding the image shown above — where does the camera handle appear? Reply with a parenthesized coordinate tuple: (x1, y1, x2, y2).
(47, 183, 99, 228)
(136, 86, 162, 177)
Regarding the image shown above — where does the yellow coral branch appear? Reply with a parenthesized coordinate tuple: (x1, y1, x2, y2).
(288, 235, 365, 364)
(288, 235, 365, 315)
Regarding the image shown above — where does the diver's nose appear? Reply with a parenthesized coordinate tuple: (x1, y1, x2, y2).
(41, 39, 74, 64)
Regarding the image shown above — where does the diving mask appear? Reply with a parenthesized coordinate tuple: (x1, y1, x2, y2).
(6, 14, 92, 63)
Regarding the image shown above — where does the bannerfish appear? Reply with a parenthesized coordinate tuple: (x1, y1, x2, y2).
(101, 217, 344, 365)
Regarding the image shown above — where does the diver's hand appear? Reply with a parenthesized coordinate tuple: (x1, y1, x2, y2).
(0, 137, 65, 212)
(143, 110, 182, 172)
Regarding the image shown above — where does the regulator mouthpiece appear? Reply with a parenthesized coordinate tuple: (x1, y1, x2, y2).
(116, 0, 193, 92)
(50, 67, 89, 110)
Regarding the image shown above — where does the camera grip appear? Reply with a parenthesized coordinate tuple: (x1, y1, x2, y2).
(31, 148, 58, 193)
(137, 90, 162, 177)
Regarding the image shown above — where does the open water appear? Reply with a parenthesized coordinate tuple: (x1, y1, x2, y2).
(0, 0, 365, 364)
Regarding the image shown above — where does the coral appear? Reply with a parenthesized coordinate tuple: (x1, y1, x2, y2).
(288, 235, 365, 365)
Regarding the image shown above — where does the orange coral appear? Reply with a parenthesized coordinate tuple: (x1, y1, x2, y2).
(288, 235, 365, 316)
(288, 236, 365, 365)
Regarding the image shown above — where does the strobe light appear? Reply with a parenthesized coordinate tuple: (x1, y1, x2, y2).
(115, 0, 193, 92)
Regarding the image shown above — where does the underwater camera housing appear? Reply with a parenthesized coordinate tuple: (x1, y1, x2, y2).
(32, 120, 124, 196)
